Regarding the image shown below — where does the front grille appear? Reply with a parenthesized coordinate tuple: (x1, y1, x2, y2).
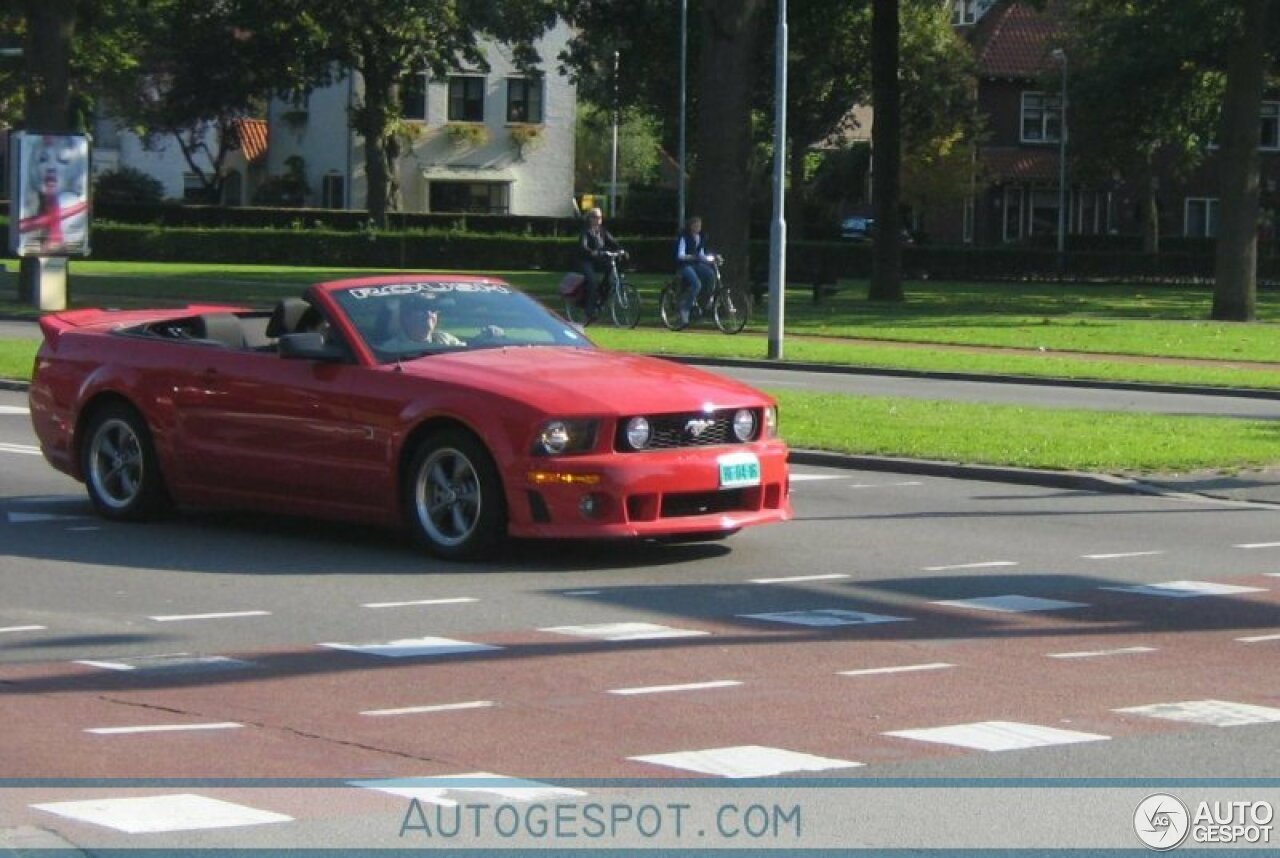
(615, 409, 754, 451)
(660, 487, 756, 518)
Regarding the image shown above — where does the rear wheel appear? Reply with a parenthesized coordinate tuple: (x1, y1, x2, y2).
(404, 428, 507, 561)
(609, 278, 642, 328)
(562, 295, 588, 325)
(658, 280, 685, 331)
(713, 283, 751, 334)
(82, 402, 168, 521)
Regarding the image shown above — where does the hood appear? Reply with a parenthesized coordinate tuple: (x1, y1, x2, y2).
(393, 346, 772, 416)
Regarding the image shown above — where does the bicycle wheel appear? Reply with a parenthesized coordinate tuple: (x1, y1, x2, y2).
(562, 295, 588, 325)
(609, 279, 642, 329)
(658, 280, 686, 331)
(713, 283, 751, 334)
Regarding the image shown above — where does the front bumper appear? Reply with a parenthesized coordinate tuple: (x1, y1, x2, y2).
(507, 440, 792, 539)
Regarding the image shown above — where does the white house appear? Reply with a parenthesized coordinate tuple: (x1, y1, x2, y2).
(266, 19, 577, 217)
(87, 20, 577, 217)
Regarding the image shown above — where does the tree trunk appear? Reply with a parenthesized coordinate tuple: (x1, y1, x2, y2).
(1139, 152, 1159, 256)
(1212, 0, 1267, 322)
(358, 56, 396, 228)
(691, 0, 765, 291)
(868, 0, 903, 302)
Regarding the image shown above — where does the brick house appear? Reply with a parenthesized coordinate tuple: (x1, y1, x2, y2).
(935, 0, 1280, 247)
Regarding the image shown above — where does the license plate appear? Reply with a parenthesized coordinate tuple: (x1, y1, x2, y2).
(718, 452, 761, 488)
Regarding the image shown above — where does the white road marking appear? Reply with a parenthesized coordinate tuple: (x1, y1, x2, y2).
(741, 609, 912, 627)
(353, 773, 585, 804)
(0, 625, 46, 634)
(839, 662, 954, 677)
(629, 745, 863, 777)
(149, 610, 271, 622)
(73, 654, 254, 673)
(922, 561, 1018, 571)
(0, 406, 31, 415)
(788, 473, 846, 482)
(563, 590, 602, 596)
(0, 443, 40, 456)
(750, 573, 850, 584)
(1101, 580, 1267, 598)
(1116, 699, 1280, 727)
(848, 481, 924, 488)
(31, 794, 293, 833)
(1236, 542, 1280, 549)
(932, 595, 1089, 613)
(85, 722, 243, 735)
(1081, 551, 1165, 560)
(609, 680, 743, 696)
(362, 701, 495, 717)
(320, 637, 501, 658)
(539, 622, 709, 641)
(885, 721, 1110, 752)
(7, 512, 84, 524)
(1236, 633, 1280, 643)
(1047, 646, 1157, 659)
(361, 597, 478, 609)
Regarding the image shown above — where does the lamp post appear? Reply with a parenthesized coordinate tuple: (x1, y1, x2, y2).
(609, 50, 620, 217)
(767, 0, 787, 360)
(677, 0, 687, 227)
(1051, 48, 1068, 273)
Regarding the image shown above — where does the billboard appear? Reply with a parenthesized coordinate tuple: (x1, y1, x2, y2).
(9, 131, 91, 257)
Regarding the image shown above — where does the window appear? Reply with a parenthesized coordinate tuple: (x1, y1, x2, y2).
(506, 77, 544, 124)
(429, 181, 509, 214)
(951, 0, 993, 25)
(448, 76, 485, 122)
(401, 73, 427, 121)
(1021, 92, 1062, 143)
(1185, 198, 1219, 238)
(1262, 102, 1280, 150)
(322, 173, 345, 209)
(1030, 188, 1061, 237)
(1001, 186, 1024, 242)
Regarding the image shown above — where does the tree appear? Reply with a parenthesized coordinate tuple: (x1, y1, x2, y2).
(868, 0, 903, 302)
(574, 102, 663, 195)
(293, 0, 560, 226)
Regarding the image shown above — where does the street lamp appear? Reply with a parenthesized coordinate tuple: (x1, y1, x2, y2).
(677, 0, 688, 226)
(1051, 48, 1068, 273)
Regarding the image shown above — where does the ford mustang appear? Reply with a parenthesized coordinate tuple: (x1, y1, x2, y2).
(28, 274, 792, 560)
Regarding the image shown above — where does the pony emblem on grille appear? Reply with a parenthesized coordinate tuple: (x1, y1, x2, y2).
(685, 418, 716, 439)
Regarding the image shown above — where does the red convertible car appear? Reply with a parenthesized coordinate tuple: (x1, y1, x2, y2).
(28, 274, 792, 559)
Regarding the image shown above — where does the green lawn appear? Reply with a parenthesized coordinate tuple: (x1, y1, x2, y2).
(3, 260, 1278, 475)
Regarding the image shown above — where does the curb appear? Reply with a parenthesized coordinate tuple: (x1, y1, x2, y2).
(667, 354, 1280, 401)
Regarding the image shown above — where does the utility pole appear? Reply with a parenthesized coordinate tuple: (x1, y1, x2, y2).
(766, 0, 787, 360)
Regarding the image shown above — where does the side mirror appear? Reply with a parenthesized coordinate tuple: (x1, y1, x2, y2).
(278, 332, 347, 362)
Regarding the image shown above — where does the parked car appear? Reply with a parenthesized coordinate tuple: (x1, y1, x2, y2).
(28, 275, 793, 560)
(840, 216, 914, 244)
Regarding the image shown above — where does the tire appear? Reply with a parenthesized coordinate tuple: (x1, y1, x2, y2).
(658, 281, 686, 331)
(713, 283, 751, 334)
(610, 279, 642, 329)
(404, 428, 507, 561)
(82, 402, 168, 522)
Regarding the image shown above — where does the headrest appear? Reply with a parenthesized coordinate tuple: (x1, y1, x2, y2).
(266, 298, 312, 337)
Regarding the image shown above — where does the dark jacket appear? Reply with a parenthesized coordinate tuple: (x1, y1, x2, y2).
(675, 229, 710, 266)
(579, 226, 621, 265)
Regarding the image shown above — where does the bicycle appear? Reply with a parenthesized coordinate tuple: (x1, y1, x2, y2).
(562, 250, 641, 329)
(659, 257, 751, 334)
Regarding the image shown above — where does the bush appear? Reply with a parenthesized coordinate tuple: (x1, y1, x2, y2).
(93, 167, 165, 205)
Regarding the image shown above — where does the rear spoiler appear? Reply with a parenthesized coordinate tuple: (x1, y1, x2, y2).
(36, 304, 248, 345)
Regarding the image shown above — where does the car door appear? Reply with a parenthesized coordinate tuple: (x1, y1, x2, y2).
(170, 344, 376, 513)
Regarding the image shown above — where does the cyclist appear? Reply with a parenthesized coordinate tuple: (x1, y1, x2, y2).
(576, 207, 625, 323)
(674, 215, 720, 326)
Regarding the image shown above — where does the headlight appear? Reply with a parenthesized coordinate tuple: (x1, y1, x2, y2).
(763, 405, 778, 438)
(534, 419, 598, 456)
(732, 408, 757, 442)
(624, 416, 652, 450)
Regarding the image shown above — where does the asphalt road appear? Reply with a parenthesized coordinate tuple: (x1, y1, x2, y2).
(3, 387, 1280, 851)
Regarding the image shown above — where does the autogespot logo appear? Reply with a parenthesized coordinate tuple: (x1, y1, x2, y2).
(1135, 793, 1191, 851)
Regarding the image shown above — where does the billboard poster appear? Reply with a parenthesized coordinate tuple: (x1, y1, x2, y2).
(8, 131, 91, 257)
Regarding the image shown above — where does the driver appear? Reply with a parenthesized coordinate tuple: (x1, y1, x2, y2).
(400, 294, 464, 346)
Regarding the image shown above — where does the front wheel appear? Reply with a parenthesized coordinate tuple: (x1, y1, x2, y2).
(609, 279, 642, 329)
(658, 280, 686, 331)
(82, 402, 168, 521)
(713, 283, 752, 334)
(404, 428, 507, 561)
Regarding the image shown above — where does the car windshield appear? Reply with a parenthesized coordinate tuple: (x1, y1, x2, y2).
(331, 280, 593, 364)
